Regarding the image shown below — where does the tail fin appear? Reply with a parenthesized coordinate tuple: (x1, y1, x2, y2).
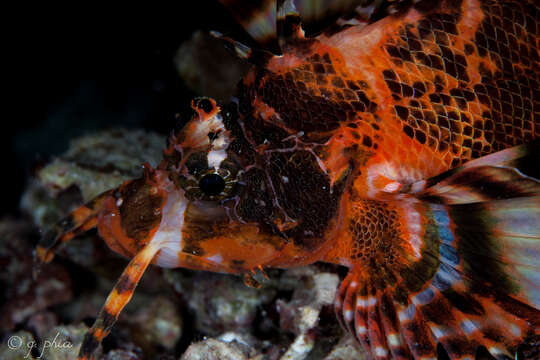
(335, 142, 540, 359)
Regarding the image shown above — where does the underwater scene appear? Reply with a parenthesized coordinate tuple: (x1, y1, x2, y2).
(3, 1, 539, 359)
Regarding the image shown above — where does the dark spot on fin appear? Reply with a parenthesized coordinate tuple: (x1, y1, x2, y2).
(441, 288, 485, 315)
(115, 275, 135, 295)
(79, 332, 100, 359)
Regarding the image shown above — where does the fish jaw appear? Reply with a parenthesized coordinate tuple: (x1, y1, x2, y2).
(174, 198, 287, 273)
(97, 168, 285, 274)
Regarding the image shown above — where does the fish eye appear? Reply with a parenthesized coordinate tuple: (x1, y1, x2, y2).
(195, 97, 215, 114)
(180, 166, 240, 201)
(199, 173, 226, 196)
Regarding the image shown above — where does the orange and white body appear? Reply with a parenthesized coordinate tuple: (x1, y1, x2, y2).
(35, 0, 539, 359)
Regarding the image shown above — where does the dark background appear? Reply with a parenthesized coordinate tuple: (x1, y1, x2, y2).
(5, 2, 250, 217)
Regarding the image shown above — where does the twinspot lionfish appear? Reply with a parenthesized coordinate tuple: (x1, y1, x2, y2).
(35, 0, 539, 359)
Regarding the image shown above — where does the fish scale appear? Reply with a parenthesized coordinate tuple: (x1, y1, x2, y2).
(34, 1, 539, 359)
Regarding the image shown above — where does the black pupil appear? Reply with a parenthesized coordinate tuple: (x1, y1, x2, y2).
(199, 173, 225, 196)
(197, 98, 213, 113)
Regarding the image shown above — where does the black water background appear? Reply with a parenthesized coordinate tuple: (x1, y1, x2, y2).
(5, 2, 250, 217)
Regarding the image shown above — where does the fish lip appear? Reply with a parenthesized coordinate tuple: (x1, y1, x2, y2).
(150, 178, 236, 271)
(177, 251, 239, 273)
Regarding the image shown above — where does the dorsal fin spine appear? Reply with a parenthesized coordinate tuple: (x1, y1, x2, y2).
(210, 31, 274, 67)
(277, 0, 305, 51)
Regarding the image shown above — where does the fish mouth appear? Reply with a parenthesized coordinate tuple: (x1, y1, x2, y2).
(146, 176, 284, 273)
(174, 251, 235, 273)
(144, 176, 239, 272)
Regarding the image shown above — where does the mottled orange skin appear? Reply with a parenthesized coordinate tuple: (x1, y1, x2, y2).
(35, 1, 539, 359)
(218, 1, 538, 358)
(234, 0, 538, 266)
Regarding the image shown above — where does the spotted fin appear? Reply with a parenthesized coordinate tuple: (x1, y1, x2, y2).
(334, 143, 540, 359)
(336, 200, 540, 359)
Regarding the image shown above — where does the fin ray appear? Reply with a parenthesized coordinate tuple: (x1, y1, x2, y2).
(34, 189, 113, 277)
(334, 142, 539, 359)
(77, 242, 161, 360)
